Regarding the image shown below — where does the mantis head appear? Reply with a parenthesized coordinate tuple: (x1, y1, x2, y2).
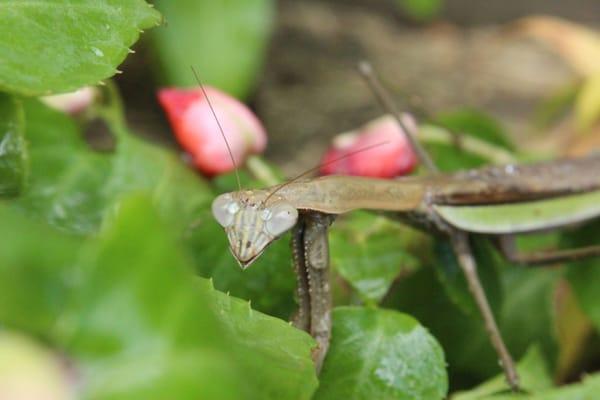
(211, 190, 299, 269)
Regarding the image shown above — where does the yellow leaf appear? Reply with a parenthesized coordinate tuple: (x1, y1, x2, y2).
(575, 73, 600, 131)
(512, 16, 600, 77)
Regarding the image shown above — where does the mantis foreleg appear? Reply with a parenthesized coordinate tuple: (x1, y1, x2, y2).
(301, 212, 335, 372)
(450, 231, 520, 391)
(291, 223, 311, 331)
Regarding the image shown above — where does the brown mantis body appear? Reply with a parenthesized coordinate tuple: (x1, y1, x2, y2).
(207, 64, 600, 391)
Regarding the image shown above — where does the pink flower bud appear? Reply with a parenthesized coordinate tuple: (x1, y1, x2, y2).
(320, 115, 418, 178)
(157, 87, 267, 176)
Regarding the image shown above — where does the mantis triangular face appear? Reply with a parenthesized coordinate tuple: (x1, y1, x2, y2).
(212, 191, 298, 269)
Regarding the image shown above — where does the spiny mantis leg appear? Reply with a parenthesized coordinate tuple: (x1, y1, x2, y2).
(301, 211, 335, 372)
(291, 221, 311, 331)
(497, 235, 600, 266)
(450, 231, 520, 392)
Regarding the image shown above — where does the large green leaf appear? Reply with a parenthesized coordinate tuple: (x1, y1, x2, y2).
(330, 212, 421, 304)
(0, 195, 317, 399)
(315, 307, 448, 400)
(150, 0, 274, 98)
(0, 93, 26, 196)
(0, 1, 161, 96)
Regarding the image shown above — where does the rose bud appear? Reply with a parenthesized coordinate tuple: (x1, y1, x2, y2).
(41, 86, 98, 115)
(320, 115, 418, 178)
(157, 87, 267, 176)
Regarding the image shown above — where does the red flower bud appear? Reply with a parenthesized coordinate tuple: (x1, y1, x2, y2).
(320, 115, 418, 178)
(158, 87, 267, 176)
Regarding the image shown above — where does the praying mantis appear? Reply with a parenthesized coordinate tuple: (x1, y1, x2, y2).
(207, 63, 600, 391)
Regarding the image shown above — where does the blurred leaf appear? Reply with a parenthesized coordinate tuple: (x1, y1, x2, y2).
(0, 93, 27, 196)
(565, 220, 600, 332)
(14, 99, 212, 234)
(455, 373, 600, 399)
(433, 238, 502, 317)
(315, 307, 448, 400)
(452, 345, 553, 399)
(531, 373, 600, 400)
(499, 266, 559, 368)
(575, 73, 600, 131)
(534, 83, 579, 130)
(396, 0, 443, 22)
(512, 16, 600, 77)
(435, 109, 514, 151)
(150, 0, 274, 98)
(0, 1, 161, 96)
(0, 195, 317, 399)
(554, 281, 593, 382)
(428, 109, 514, 171)
(330, 212, 421, 304)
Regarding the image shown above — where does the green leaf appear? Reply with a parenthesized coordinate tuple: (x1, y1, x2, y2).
(435, 109, 514, 151)
(428, 109, 515, 172)
(452, 345, 553, 400)
(565, 220, 600, 331)
(150, 0, 274, 98)
(396, 0, 443, 22)
(454, 373, 600, 400)
(0, 93, 27, 196)
(315, 307, 448, 400)
(0, 1, 161, 96)
(330, 212, 421, 303)
(575, 73, 600, 131)
(534, 83, 578, 129)
(201, 279, 318, 399)
(385, 256, 559, 384)
(0, 195, 317, 398)
(14, 98, 212, 234)
(434, 238, 502, 317)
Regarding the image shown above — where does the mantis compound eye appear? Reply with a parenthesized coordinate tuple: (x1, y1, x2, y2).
(212, 193, 239, 227)
(265, 202, 298, 236)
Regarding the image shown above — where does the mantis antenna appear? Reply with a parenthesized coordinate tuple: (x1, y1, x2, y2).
(190, 66, 242, 190)
(262, 140, 390, 205)
(357, 61, 439, 174)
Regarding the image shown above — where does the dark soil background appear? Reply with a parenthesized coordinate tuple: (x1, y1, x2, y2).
(118, 0, 600, 175)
